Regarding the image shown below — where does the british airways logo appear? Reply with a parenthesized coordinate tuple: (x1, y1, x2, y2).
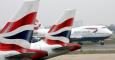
(85, 28, 98, 33)
(45, 18, 73, 46)
(0, 12, 37, 48)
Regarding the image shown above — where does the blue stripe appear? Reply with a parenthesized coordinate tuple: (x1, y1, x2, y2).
(71, 36, 110, 42)
(4, 30, 33, 43)
(51, 30, 71, 38)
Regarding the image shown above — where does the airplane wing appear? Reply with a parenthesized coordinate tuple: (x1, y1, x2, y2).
(53, 43, 81, 52)
(7, 53, 36, 58)
(53, 46, 70, 52)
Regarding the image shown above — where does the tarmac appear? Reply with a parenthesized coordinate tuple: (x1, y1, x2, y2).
(48, 42, 115, 60)
(48, 54, 115, 60)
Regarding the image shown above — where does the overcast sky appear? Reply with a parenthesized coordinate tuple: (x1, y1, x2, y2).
(0, 0, 115, 29)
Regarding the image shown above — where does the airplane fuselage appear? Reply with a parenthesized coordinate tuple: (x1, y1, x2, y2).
(70, 25, 112, 42)
(34, 25, 112, 45)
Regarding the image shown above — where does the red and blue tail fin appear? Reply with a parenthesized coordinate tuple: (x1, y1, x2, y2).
(0, 0, 40, 49)
(34, 19, 41, 30)
(45, 9, 76, 46)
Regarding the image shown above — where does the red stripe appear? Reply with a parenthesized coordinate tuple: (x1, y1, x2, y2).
(0, 12, 37, 33)
(0, 22, 10, 33)
(46, 39, 81, 51)
(46, 39, 65, 46)
(0, 43, 48, 58)
(65, 43, 81, 51)
(0, 43, 25, 51)
(17, 49, 47, 59)
(48, 18, 73, 33)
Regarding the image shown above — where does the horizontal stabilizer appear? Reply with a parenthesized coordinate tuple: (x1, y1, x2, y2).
(7, 52, 36, 58)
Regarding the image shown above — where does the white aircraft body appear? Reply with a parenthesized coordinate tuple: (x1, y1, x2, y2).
(0, 0, 81, 60)
(31, 9, 81, 60)
(0, 0, 48, 60)
(70, 25, 112, 45)
(34, 25, 112, 45)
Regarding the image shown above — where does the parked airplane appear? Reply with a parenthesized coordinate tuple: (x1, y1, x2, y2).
(0, 0, 48, 60)
(30, 9, 81, 60)
(34, 25, 112, 45)
(0, 0, 81, 60)
(70, 25, 112, 45)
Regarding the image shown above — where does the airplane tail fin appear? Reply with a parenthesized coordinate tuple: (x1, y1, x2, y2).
(0, 0, 40, 49)
(34, 19, 41, 30)
(45, 9, 76, 46)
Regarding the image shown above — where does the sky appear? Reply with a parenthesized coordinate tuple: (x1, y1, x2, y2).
(0, 0, 115, 29)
